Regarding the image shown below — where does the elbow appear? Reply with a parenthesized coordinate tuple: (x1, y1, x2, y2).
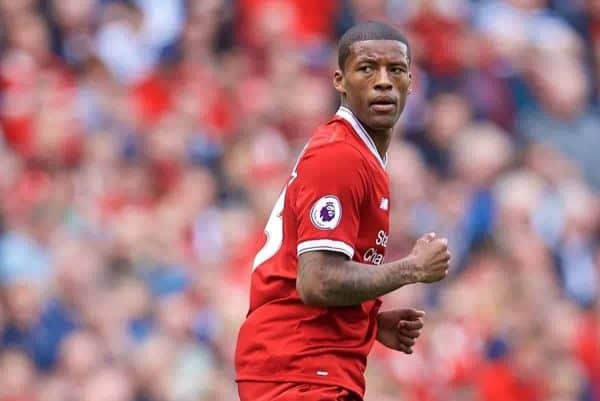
(296, 276, 329, 307)
(298, 288, 327, 307)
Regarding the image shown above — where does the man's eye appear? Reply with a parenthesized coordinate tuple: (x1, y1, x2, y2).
(359, 66, 373, 73)
(391, 67, 405, 74)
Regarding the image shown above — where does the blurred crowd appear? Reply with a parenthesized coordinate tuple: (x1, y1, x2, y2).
(0, 0, 599, 400)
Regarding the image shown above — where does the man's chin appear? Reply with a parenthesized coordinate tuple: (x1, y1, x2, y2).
(364, 114, 399, 131)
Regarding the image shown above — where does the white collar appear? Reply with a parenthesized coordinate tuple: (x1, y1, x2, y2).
(335, 106, 388, 169)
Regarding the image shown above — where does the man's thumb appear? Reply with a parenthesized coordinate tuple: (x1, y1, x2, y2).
(398, 308, 426, 319)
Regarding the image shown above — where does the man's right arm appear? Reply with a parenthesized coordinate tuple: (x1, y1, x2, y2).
(297, 233, 450, 307)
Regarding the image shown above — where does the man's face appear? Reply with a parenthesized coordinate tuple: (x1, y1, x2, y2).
(334, 40, 411, 131)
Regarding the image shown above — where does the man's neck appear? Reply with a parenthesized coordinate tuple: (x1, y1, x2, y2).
(342, 103, 393, 160)
(364, 125, 392, 161)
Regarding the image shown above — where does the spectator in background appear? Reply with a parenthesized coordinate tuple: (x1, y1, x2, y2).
(518, 20, 600, 189)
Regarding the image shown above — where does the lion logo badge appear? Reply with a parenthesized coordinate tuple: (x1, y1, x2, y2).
(310, 196, 342, 230)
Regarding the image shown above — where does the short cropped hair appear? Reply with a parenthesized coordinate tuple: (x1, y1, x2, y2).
(337, 21, 411, 70)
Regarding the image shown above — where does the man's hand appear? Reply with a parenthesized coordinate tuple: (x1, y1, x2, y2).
(376, 309, 424, 354)
(296, 233, 451, 307)
(409, 233, 451, 283)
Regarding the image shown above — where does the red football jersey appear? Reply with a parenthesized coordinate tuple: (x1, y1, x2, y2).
(235, 106, 391, 397)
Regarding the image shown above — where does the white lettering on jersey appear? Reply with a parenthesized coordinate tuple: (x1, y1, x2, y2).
(252, 187, 286, 271)
(363, 248, 384, 265)
(379, 197, 389, 211)
(376, 230, 389, 247)
(364, 230, 389, 265)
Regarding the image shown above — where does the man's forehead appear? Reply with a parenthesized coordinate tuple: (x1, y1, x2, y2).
(349, 40, 409, 60)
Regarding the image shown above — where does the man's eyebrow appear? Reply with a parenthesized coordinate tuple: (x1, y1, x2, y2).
(355, 55, 377, 62)
(355, 55, 409, 67)
(390, 59, 409, 67)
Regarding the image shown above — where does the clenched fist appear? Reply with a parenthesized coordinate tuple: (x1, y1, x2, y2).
(409, 233, 451, 283)
(376, 308, 425, 354)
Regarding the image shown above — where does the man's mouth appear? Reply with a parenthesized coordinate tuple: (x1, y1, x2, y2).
(369, 97, 397, 113)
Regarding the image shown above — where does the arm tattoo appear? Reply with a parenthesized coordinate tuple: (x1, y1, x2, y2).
(297, 251, 419, 307)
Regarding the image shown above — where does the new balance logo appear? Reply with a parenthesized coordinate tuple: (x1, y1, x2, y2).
(379, 197, 389, 211)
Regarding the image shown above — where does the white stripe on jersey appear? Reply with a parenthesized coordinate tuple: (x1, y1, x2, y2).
(297, 239, 355, 259)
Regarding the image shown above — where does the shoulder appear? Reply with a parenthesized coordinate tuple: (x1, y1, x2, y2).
(291, 127, 371, 200)
(301, 120, 368, 168)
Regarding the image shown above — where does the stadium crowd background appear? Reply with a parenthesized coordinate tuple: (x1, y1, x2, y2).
(0, 0, 599, 400)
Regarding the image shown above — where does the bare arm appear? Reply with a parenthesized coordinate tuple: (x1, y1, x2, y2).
(297, 233, 450, 307)
(297, 251, 420, 306)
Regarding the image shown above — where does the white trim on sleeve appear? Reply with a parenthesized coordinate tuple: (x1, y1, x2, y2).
(297, 239, 355, 259)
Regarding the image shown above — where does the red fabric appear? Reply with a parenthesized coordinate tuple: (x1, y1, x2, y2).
(574, 314, 600, 399)
(406, 8, 464, 77)
(0, 60, 78, 162)
(235, 115, 390, 397)
(0, 115, 34, 157)
(200, 89, 236, 138)
(238, 0, 338, 46)
(288, 0, 339, 42)
(476, 361, 543, 401)
(0, 54, 36, 158)
(131, 66, 237, 140)
(238, 381, 361, 401)
(174, 62, 237, 140)
(131, 73, 172, 126)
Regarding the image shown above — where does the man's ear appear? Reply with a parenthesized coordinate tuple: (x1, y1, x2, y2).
(333, 70, 345, 95)
(407, 72, 413, 95)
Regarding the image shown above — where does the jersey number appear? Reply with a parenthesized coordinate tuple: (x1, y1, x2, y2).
(252, 187, 286, 271)
(252, 146, 305, 271)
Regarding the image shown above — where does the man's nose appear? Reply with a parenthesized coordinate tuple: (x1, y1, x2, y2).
(374, 68, 393, 91)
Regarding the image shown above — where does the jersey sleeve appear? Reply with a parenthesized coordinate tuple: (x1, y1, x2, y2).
(292, 143, 369, 259)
